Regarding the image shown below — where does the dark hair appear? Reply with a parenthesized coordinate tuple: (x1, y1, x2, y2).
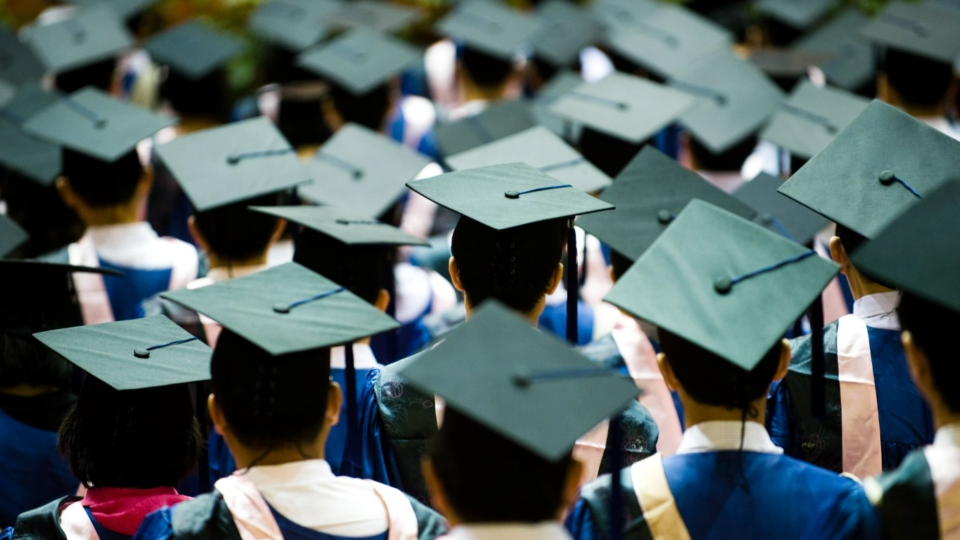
(1, 170, 84, 258)
(293, 230, 392, 305)
(211, 329, 331, 452)
(54, 58, 117, 94)
(62, 149, 144, 207)
(898, 291, 960, 412)
(884, 49, 953, 109)
(159, 68, 228, 120)
(0, 331, 71, 389)
(451, 216, 567, 313)
(328, 83, 391, 131)
(58, 376, 201, 488)
(835, 223, 867, 255)
(191, 193, 283, 262)
(609, 249, 633, 282)
(459, 46, 514, 89)
(428, 408, 573, 522)
(578, 127, 646, 178)
(278, 97, 329, 149)
(689, 135, 757, 172)
(659, 328, 783, 409)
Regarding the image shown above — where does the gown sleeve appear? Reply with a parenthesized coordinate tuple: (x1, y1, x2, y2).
(131, 509, 175, 540)
(338, 368, 396, 486)
(407, 496, 448, 540)
(564, 499, 605, 540)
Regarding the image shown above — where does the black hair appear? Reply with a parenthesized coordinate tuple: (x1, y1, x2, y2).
(897, 291, 960, 413)
(0, 332, 72, 389)
(609, 249, 633, 282)
(293, 229, 393, 305)
(54, 58, 117, 94)
(834, 223, 867, 255)
(0, 170, 84, 258)
(58, 376, 201, 488)
(450, 216, 567, 313)
(328, 83, 391, 131)
(884, 49, 954, 109)
(277, 97, 329, 149)
(159, 68, 228, 120)
(61, 149, 144, 207)
(191, 193, 283, 262)
(427, 408, 573, 523)
(459, 46, 514, 89)
(689, 135, 758, 172)
(211, 329, 331, 453)
(578, 127, 646, 178)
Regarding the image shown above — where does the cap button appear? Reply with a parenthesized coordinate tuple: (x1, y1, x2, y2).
(272, 303, 291, 314)
(133, 348, 150, 358)
(657, 209, 673, 224)
(714, 277, 732, 295)
(352, 170, 363, 180)
(504, 190, 520, 199)
(512, 369, 532, 388)
(759, 212, 774, 225)
(94, 118, 107, 129)
(879, 170, 895, 185)
(227, 155, 240, 165)
(335, 219, 350, 225)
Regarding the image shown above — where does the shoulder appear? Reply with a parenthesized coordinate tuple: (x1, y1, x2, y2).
(868, 450, 939, 539)
(787, 320, 840, 374)
(375, 354, 437, 435)
(165, 492, 241, 540)
(406, 495, 448, 540)
(12, 497, 76, 540)
(571, 469, 649, 540)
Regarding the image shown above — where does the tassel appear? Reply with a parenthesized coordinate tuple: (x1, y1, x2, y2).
(566, 220, 578, 345)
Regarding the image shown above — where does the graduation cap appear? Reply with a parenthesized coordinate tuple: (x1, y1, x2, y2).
(760, 80, 870, 160)
(746, 49, 834, 80)
(22, 86, 175, 162)
(851, 180, 960, 314)
(589, 0, 656, 29)
(669, 49, 785, 155)
(69, 0, 159, 20)
(435, 99, 536, 158)
(0, 26, 45, 85)
(0, 214, 28, 257)
(446, 126, 612, 194)
(249, 0, 340, 52)
(603, 3, 732, 79)
(0, 84, 62, 184)
(144, 20, 245, 80)
(325, 0, 422, 33)
(24, 5, 133, 73)
(154, 116, 310, 212)
(532, 70, 584, 141)
(296, 28, 421, 95)
(533, 0, 603, 68)
(794, 10, 876, 92)
(436, 1, 540, 61)
(577, 146, 757, 261)
(250, 205, 429, 248)
(547, 71, 696, 144)
(734, 173, 831, 245)
(756, 0, 836, 30)
(398, 300, 640, 461)
(860, 1, 960, 65)
(779, 100, 960, 239)
(298, 122, 431, 217)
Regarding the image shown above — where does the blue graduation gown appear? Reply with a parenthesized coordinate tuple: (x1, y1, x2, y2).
(538, 299, 594, 346)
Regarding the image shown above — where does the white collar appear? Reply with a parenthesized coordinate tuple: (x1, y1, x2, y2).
(676, 421, 783, 455)
(445, 523, 572, 540)
(330, 344, 381, 370)
(205, 264, 269, 283)
(85, 222, 158, 245)
(853, 291, 901, 331)
(244, 459, 334, 489)
(935, 424, 960, 449)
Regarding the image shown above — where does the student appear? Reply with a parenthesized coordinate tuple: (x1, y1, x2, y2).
(568, 200, 879, 539)
(771, 100, 960, 476)
(400, 301, 642, 540)
(8, 316, 209, 539)
(847, 181, 960, 539)
(140, 263, 447, 540)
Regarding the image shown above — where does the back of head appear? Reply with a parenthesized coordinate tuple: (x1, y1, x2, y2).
(211, 329, 331, 452)
(884, 49, 954, 110)
(609, 249, 633, 282)
(689, 135, 757, 172)
(578, 127, 646, 178)
(451, 216, 566, 313)
(897, 291, 960, 413)
(191, 192, 283, 262)
(1, 170, 84, 258)
(428, 408, 572, 523)
(459, 46, 514, 89)
(62, 149, 144, 207)
(278, 97, 329, 148)
(54, 58, 117, 94)
(328, 83, 391, 131)
(159, 68, 228, 121)
(293, 229, 392, 305)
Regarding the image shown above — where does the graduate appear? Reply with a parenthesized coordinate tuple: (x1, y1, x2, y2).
(567, 200, 880, 539)
(771, 100, 960, 476)
(22, 87, 198, 324)
(7, 315, 210, 539)
(138, 263, 447, 540)
(400, 301, 641, 540)
(848, 181, 960, 539)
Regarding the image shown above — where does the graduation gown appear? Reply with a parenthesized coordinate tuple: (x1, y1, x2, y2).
(767, 314, 935, 477)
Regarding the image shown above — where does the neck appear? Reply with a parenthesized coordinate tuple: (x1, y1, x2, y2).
(680, 391, 768, 429)
(463, 297, 543, 326)
(207, 253, 269, 272)
(461, 75, 509, 103)
(78, 202, 141, 227)
(177, 116, 221, 135)
(933, 400, 960, 432)
(0, 384, 62, 397)
(231, 439, 325, 469)
(848, 270, 896, 301)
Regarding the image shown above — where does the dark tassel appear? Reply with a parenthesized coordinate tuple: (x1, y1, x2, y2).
(808, 294, 826, 420)
(345, 344, 358, 442)
(609, 414, 624, 540)
(566, 220, 578, 345)
(195, 381, 210, 493)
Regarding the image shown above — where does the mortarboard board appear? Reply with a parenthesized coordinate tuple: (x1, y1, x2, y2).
(669, 49, 785, 155)
(577, 146, 757, 261)
(398, 300, 640, 461)
(605, 199, 839, 371)
(860, 1, 960, 65)
(746, 49, 833, 81)
(23, 5, 133, 73)
(0, 27, 45, 85)
(145, 20, 245, 80)
(0, 214, 28, 257)
(296, 28, 421, 95)
(547, 71, 696, 144)
(603, 3, 732, 79)
(436, 1, 540, 61)
(533, 0, 603, 68)
(756, 0, 836, 30)
(154, 116, 311, 212)
(851, 180, 960, 314)
(325, 0, 422, 33)
(589, 0, 656, 28)
(760, 79, 870, 160)
(734, 172, 831, 245)
(250, 205, 429, 247)
(162, 262, 400, 356)
(249, 0, 340, 52)
(532, 70, 584, 141)
(23, 86, 175, 162)
(0, 84, 62, 184)
(793, 10, 875, 92)
(435, 99, 536, 158)
(446, 126, 612, 194)
(778, 100, 960, 239)
(298, 122, 431, 217)
(69, 0, 159, 20)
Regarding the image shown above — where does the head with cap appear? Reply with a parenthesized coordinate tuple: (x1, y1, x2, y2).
(828, 224, 896, 301)
(56, 149, 152, 228)
(293, 230, 393, 314)
(188, 193, 287, 271)
(53, 58, 118, 94)
(897, 292, 960, 425)
(458, 46, 518, 101)
(687, 134, 758, 173)
(323, 83, 392, 133)
(159, 68, 229, 123)
(1, 170, 85, 258)
(880, 49, 956, 115)
(578, 127, 646, 178)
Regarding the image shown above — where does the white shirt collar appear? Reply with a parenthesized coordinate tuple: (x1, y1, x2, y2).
(85, 222, 158, 246)
(676, 421, 783, 455)
(935, 423, 960, 449)
(330, 344, 381, 370)
(205, 264, 269, 283)
(853, 291, 901, 331)
(244, 459, 335, 489)
(445, 523, 572, 540)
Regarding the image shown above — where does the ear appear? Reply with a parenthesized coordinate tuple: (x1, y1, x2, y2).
(422, 458, 455, 523)
(657, 352, 679, 392)
(138, 163, 155, 191)
(829, 236, 850, 276)
(902, 330, 935, 404)
(208, 393, 226, 436)
(773, 338, 792, 383)
(187, 215, 210, 254)
(56, 176, 79, 209)
(608, 265, 616, 284)
(448, 256, 464, 292)
(545, 262, 563, 295)
(321, 97, 344, 133)
(325, 379, 343, 427)
(374, 288, 391, 313)
(269, 218, 287, 245)
(559, 458, 585, 518)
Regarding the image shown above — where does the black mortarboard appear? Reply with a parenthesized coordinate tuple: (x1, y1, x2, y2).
(734, 173, 831, 245)
(606, 199, 839, 371)
(851, 180, 960, 314)
(154, 116, 311, 212)
(778, 100, 960, 238)
(793, 10, 875, 92)
(162, 262, 399, 356)
(0, 84, 61, 184)
(250, 205, 429, 247)
(0, 26, 45, 85)
(435, 99, 536, 158)
(577, 146, 757, 261)
(23, 86, 175, 162)
(533, 0, 603, 68)
(24, 5, 133, 73)
(296, 28, 421, 95)
(670, 49, 785, 154)
(0, 214, 27, 257)
(860, 1, 960, 65)
(756, 0, 836, 30)
(437, 1, 539, 61)
(145, 20, 245, 80)
(446, 126, 612, 193)
(760, 80, 870, 160)
(325, 0, 422, 33)
(547, 71, 695, 144)
(398, 300, 640, 461)
(249, 0, 340, 52)
(298, 122, 431, 217)
(69, 0, 159, 20)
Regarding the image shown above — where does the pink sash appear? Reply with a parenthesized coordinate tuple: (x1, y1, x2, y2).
(837, 315, 883, 478)
(573, 421, 609, 485)
(631, 455, 691, 540)
(924, 445, 960, 538)
(59, 502, 99, 540)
